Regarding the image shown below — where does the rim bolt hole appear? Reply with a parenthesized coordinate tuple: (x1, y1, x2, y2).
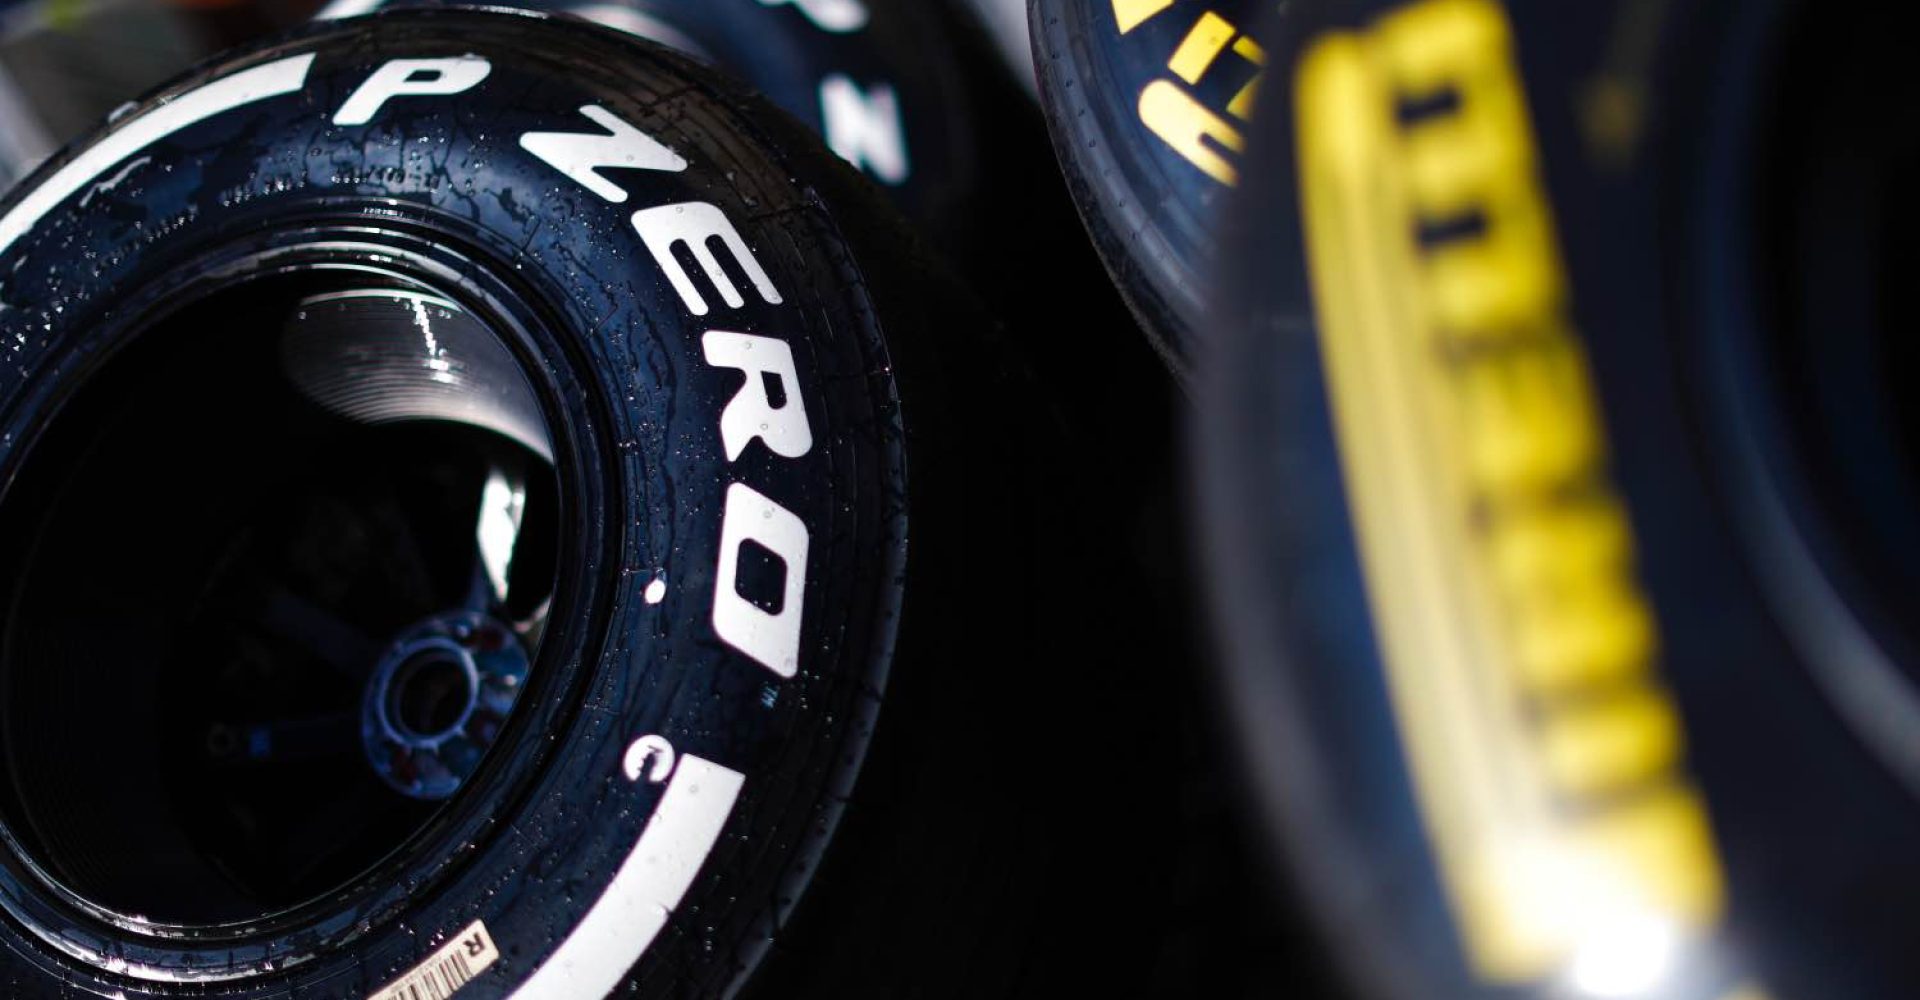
(388, 652, 472, 739)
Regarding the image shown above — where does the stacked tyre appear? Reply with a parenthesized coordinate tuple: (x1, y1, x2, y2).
(1193, 1, 1920, 1000)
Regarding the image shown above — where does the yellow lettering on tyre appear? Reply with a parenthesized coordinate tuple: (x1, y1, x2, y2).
(1295, 0, 1731, 988)
(1113, 2, 1266, 184)
(1139, 80, 1244, 184)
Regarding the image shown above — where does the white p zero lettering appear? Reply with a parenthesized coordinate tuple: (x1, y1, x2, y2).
(509, 106, 816, 682)
(819, 76, 909, 185)
(631, 201, 784, 315)
(702, 331, 814, 461)
(333, 56, 491, 126)
(713, 483, 809, 678)
(519, 105, 687, 203)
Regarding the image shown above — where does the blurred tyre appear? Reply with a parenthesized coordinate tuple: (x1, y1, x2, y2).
(0, 10, 1051, 996)
(1031, 0, 1280, 378)
(1202, 1, 1920, 999)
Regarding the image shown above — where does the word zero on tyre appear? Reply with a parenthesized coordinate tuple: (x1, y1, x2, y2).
(1204, 1, 1920, 999)
(0, 9, 1041, 997)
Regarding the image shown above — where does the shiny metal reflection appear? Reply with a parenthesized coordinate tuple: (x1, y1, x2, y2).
(279, 288, 553, 463)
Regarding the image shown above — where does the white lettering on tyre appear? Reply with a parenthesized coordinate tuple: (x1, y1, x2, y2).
(490, 67, 819, 683)
(623, 735, 678, 783)
(630, 201, 785, 315)
(712, 483, 810, 678)
(332, 56, 492, 126)
(518, 105, 687, 203)
(702, 331, 815, 461)
(819, 75, 909, 185)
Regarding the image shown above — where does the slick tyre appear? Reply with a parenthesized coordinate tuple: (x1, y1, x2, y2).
(1203, 1, 1920, 1000)
(1031, 0, 1281, 378)
(0, 10, 1045, 997)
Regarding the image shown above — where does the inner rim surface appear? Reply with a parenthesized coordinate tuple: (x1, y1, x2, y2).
(0, 269, 560, 926)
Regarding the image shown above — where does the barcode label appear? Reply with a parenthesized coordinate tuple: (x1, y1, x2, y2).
(367, 919, 500, 1000)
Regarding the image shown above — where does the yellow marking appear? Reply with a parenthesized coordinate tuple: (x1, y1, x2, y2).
(1127, 7, 1267, 177)
(1539, 690, 1680, 797)
(1295, 0, 1726, 985)
(1228, 37, 1268, 119)
(1111, 0, 1174, 34)
(1139, 79, 1243, 184)
(1168, 11, 1238, 84)
(1489, 495, 1656, 694)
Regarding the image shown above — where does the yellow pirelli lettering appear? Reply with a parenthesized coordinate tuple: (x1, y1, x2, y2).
(1295, 0, 1728, 987)
(1456, 336, 1600, 494)
(1115, 4, 1266, 182)
(1169, 10, 1238, 83)
(1227, 36, 1267, 120)
(1491, 498, 1657, 694)
(1539, 691, 1681, 797)
(1139, 79, 1244, 184)
(1112, 0, 1174, 34)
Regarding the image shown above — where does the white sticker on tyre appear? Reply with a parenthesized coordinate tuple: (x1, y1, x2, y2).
(367, 919, 500, 1000)
(508, 756, 745, 1000)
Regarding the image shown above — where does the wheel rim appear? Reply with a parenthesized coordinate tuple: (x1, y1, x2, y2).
(0, 267, 560, 929)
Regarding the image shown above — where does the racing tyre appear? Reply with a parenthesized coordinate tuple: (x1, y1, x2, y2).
(0, 9, 1052, 997)
(1031, 0, 1280, 378)
(1203, 1, 1920, 999)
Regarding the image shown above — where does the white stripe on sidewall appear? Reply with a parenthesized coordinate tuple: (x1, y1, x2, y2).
(314, 0, 388, 19)
(508, 756, 745, 999)
(0, 53, 317, 261)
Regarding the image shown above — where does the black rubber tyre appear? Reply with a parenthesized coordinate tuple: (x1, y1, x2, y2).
(1031, 0, 1280, 379)
(0, 9, 1053, 997)
(1204, 1, 1920, 999)
(321, 0, 983, 250)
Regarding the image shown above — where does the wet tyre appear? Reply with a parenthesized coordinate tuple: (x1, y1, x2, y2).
(1031, 0, 1280, 379)
(0, 9, 1051, 997)
(1202, 1, 1920, 999)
